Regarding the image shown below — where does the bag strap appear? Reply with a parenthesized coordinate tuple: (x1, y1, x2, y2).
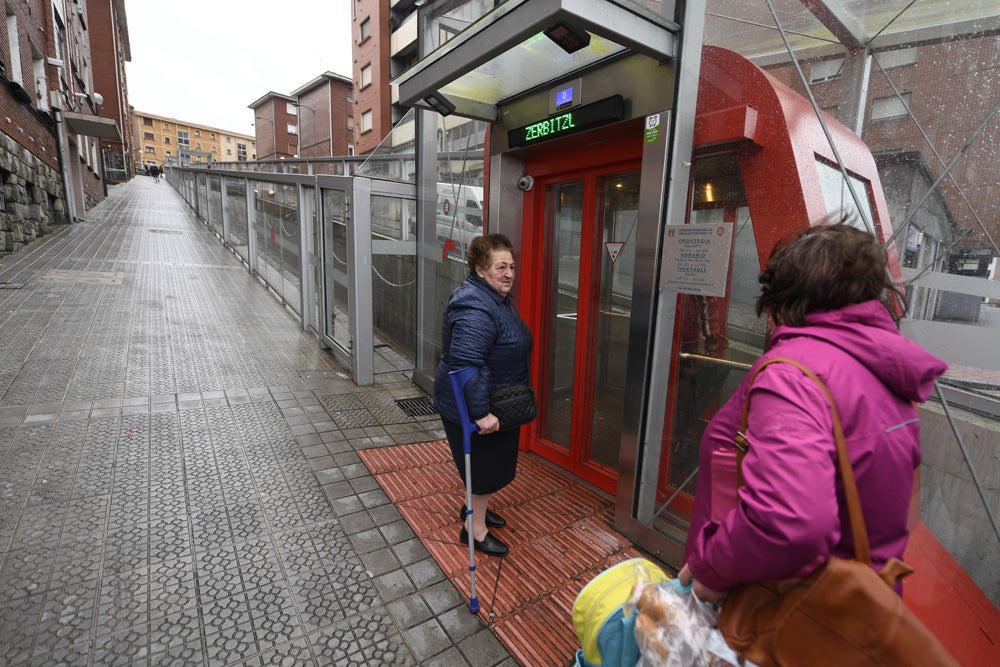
(736, 357, 872, 565)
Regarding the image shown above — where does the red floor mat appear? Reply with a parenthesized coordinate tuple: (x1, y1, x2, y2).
(358, 440, 650, 667)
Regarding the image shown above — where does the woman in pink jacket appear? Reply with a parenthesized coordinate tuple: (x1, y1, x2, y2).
(679, 221, 947, 601)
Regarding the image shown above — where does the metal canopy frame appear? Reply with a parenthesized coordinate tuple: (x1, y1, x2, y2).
(393, 0, 679, 121)
(711, 0, 1000, 66)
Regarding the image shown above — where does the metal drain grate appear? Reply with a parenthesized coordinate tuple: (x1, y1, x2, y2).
(395, 397, 437, 417)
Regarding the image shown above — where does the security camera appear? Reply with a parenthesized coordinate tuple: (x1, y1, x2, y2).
(517, 175, 534, 191)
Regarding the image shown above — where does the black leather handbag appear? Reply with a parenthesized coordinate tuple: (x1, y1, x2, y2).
(489, 384, 537, 430)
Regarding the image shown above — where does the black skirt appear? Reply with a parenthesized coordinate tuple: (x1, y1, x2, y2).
(442, 418, 519, 495)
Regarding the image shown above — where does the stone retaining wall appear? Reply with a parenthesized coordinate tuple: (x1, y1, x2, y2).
(0, 132, 67, 255)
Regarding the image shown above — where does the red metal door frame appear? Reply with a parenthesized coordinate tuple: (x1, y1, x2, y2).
(518, 122, 643, 493)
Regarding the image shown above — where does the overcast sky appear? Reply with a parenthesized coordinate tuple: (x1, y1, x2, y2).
(124, 0, 354, 136)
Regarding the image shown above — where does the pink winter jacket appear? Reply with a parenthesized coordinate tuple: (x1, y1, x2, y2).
(683, 300, 948, 594)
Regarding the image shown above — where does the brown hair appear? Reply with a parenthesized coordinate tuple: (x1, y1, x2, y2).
(756, 219, 902, 327)
(467, 233, 514, 274)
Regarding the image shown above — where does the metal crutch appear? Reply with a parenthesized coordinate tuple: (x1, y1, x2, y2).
(448, 366, 481, 614)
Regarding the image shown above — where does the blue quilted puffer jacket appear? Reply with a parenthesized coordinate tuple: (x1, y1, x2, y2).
(433, 273, 533, 424)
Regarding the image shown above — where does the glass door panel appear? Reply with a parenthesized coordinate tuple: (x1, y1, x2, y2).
(648, 153, 769, 540)
(532, 165, 640, 492)
(322, 188, 351, 353)
(542, 181, 585, 453)
(588, 172, 641, 470)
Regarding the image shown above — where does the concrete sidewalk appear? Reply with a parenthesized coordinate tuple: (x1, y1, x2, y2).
(0, 177, 515, 666)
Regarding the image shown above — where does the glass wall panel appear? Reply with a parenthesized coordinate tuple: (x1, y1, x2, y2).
(207, 175, 224, 238)
(196, 173, 209, 221)
(416, 111, 488, 389)
(372, 194, 417, 367)
(275, 184, 302, 312)
(355, 107, 417, 181)
(322, 188, 351, 353)
(224, 178, 249, 260)
(253, 181, 284, 294)
(651, 154, 767, 543)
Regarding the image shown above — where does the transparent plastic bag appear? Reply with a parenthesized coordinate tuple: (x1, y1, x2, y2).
(629, 578, 740, 667)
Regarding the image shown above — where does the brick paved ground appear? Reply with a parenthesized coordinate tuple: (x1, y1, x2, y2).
(0, 176, 515, 666)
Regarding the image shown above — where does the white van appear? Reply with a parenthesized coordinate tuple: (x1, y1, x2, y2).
(436, 182, 484, 250)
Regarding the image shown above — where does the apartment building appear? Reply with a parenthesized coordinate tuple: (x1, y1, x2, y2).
(291, 72, 355, 157)
(88, 0, 133, 183)
(132, 110, 256, 171)
(1, 0, 124, 253)
(352, 0, 419, 154)
(248, 92, 299, 161)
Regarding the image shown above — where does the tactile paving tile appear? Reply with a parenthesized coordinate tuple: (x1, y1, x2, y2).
(360, 439, 648, 667)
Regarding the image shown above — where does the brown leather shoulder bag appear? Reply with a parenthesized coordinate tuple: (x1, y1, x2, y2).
(716, 357, 959, 666)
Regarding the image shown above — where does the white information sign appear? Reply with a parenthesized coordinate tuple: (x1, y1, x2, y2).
(660, 223, 734, 296)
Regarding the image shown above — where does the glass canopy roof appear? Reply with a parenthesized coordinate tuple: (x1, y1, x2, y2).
(392, 0, 1000, 120)
(393, 0, 678, 121)
(706, 0, 1000, 61)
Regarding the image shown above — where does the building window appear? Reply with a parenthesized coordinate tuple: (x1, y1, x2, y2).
(226, 136, 231, 143)
(360, 64, 372, 89)
(6, 15, 23, 84)
(163, 123, 170, 130)
(348, 144, 355, 156)
(870, 92, 911, 122)
(195, 142, 202, 150)
(165, 150, 172, 157)
(210, 133, 216, 139)
(347, 117, 354, 130)
(164, 137, 171, 144)
(143, 132, 154, 140)
(287, 102, 297, 116)
(226, 149, 232, 156)
(177, 130, 190, 147)
(237, 143, 247, 158)
(359, 17, 371, 43)
(145, 146, 155, 153)
(346, 90, 353, 102)
(287, 124, 298, 135)
(143, 117, 153, 126)
(361, 109, 372, 133)
(809, 58, 844, 83)
(877, 48, 918, 70)
(211, 146, 217, 153)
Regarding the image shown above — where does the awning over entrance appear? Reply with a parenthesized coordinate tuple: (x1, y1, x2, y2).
(393, 0, 679, 121)
(62, 111, 121, 141)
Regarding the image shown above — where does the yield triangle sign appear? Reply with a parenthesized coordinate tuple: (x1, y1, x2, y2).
(605, 241, 625, 264)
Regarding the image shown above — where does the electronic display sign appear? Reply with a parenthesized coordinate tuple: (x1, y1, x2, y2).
(508, 95, 625, 148)
(555, 86, 574, 108)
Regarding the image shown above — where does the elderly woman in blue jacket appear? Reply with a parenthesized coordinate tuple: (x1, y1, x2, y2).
(434, 233, 533, 557)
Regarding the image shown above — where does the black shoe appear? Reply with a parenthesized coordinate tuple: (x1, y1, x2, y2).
(459, 505, 506, 528)
(459, 528, 509, 556)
